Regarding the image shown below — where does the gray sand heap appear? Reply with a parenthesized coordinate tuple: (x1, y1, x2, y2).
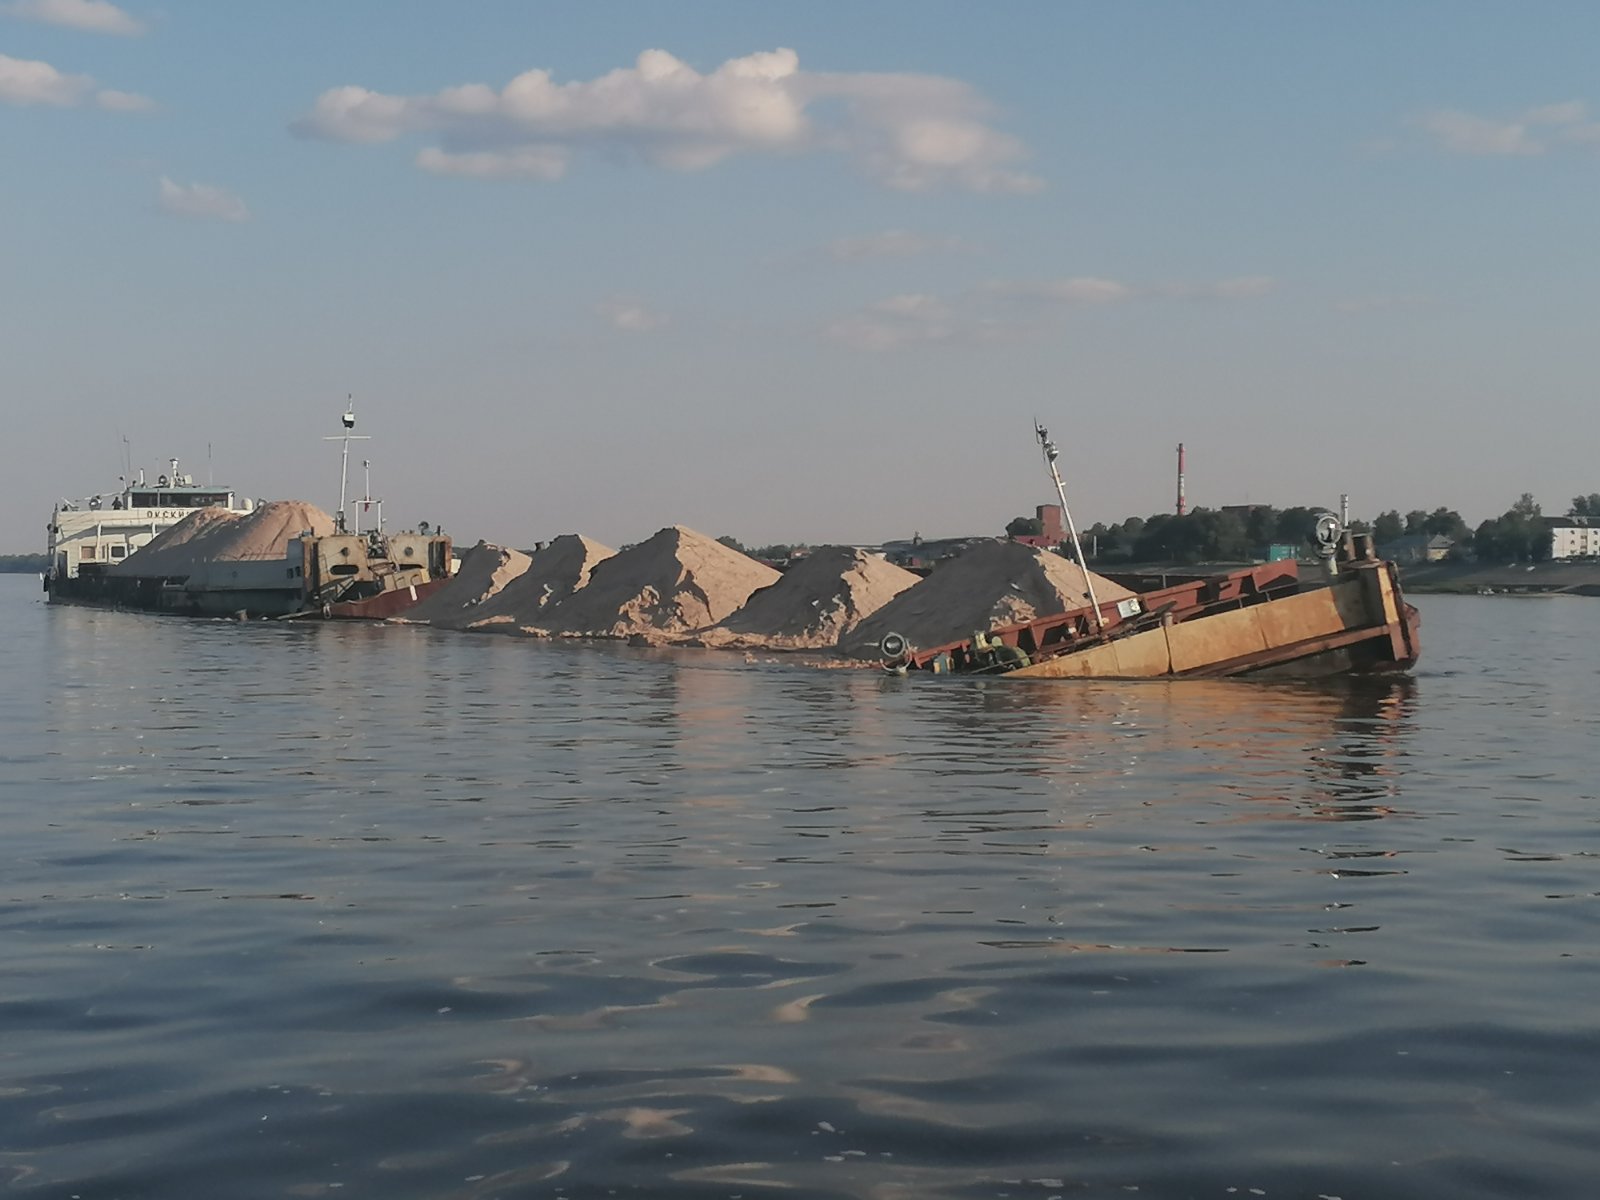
(463, 534, 615, 633)
(114, 501, 334, 577)
(112, 506, 242, 575)
(395, 540, 531, 626)
(693, 546, 920, 650)
(532, 525, 779, 640)
(845, 540, 1136, 658)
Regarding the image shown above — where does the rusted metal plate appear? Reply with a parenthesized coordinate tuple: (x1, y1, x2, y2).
(327, 576, 449, 620)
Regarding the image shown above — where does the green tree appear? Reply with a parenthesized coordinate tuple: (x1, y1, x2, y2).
(1569, 493, 1600, 517)
(1372, 510, 1404, 543)
(1005, 515, 1043, 538)
(1274, 506, 1324, 545)
(1475, 495, 1552, 563)
(1423, 507, 1471, 545)
(1404, 509, 1429, 535)
(1243, 505, 1279, 548)
(716, 535, 748, 553)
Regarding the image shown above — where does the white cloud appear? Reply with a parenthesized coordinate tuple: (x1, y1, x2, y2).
(293, 48, 1040, 193)
(0, 51, 90, 105)
(159, 176, 249, 223)
(1413, 109, 1540, 156)
(1412, 101, 1600, 156)
(95, 87, 154, 112)
(0, 51, 150, 108)
(417, 145, 568, 180)
(597, 296, 668, 332)
(827, 274, 1274, 351)
(2, 0, 144, 36)
(1525, 100, 1587, 126)
(983, 276, 1134, 305)
(824, 294, 961, 351)
(826, 229, 973, 261)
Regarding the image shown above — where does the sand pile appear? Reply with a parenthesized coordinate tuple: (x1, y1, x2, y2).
(463, 534, 615, 632)
(844, 541, 1137, 657)
(113, 507, 242, 576)
(693, 546, 920, 650)
(531, 525, 779, 640)
(394, 541, 530, 626)
(114, 501, 334, 577)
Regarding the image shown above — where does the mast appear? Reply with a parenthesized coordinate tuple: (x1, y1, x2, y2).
(357, 457, 383, 533)
(1035, 421, 1105, 633)
(323, 395, 369, 534)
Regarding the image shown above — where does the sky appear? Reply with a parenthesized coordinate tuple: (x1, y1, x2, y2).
(6, 1, 1600, 552)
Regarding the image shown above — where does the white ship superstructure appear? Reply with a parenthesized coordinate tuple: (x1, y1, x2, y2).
(46, 458, 255, 590)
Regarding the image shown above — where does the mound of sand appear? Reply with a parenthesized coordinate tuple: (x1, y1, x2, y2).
(394, 540, 530, 626)
(113, 507, 242, 576)
(693, 546, 920, 650)
(844, 541, 1137, 658)
(532, 525, 780, 640)
(463, 534, 615, 633)
(114, 500, 334, 577)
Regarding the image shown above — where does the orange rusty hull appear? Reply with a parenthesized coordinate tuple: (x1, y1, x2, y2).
(897, 556, 1419, 681)
(1013, 563, 1417, 679)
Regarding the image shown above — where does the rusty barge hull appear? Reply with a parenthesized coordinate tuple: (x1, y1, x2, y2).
(895, 541, 1419, 681)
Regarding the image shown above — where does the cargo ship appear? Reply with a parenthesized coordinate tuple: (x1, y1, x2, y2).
(44, 406, 452, 620)
(44, 459, 257, 602)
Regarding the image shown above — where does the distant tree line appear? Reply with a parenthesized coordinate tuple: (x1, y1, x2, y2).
(1000, 492, 1586, 566)
(0, 554, 48, 573)
(1068, 505, 1332, 565)
(717, 535, 801, 561)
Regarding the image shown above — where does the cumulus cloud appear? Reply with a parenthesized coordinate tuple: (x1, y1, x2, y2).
(827, 274, 1275, 351)
(158, 176, 249, 222)
(2, 0, 144, 36)
(1412, 100, 1600, 155)
(0, 51, 150, 108)
(597, 296, 668, 332)
(825, 229, 974, 261)
(293, 48, 1040, 193)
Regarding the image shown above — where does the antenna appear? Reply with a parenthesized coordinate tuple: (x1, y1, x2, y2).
(323, 394, 370, 534)
(1034, 420, 1105, 633)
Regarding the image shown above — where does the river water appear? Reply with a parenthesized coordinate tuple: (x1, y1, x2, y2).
(3, 575, 1597, 1199)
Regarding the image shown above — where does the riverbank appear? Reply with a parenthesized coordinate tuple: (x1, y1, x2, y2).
(1396, 559, 1600, 595)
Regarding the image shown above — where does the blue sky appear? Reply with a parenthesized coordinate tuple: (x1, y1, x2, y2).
(6, 1, 1599, 551)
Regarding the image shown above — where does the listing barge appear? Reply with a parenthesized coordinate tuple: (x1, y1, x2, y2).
(880, 532, 1419, 680)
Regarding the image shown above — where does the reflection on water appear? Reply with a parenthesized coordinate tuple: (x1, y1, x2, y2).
(3, 584, 1598, 1199)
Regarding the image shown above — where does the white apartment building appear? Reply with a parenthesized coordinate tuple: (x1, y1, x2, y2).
(1548, 520, 1600, 559)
